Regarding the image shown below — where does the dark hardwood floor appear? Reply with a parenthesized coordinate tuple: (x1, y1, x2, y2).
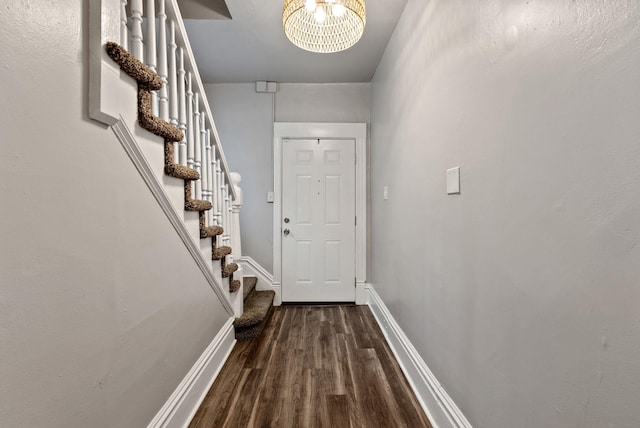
(190, 305, 432, 428)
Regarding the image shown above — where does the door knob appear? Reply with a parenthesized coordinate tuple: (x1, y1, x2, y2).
(283, 228, 290, 236)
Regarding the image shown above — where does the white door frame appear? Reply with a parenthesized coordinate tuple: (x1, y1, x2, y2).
(273, 122, 367, 305)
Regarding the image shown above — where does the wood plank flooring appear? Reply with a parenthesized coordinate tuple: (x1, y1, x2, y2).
(189, 305, 432, 428)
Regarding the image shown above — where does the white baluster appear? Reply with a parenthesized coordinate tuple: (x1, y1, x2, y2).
(168, 21, 178, 125)
(202, 127, 211, 224)
(221, 182, 227, 244)
(157, 0, 168, 122)
(221, 183, 227, 242)
(227, 183, 233, 238)
(200, 115, 208, 207)
(186, 73, 194, 170)
(168, 21, 179, 164)
(206, 130, 214, 226)
(120, 0, 129, 50)
(193, 94, 202, 200)
(145, 0, 158, 116)
(216, 162, 223, 227)
(230, 172, 243, 259)
(228, 193, 234, 263)
(130, 0, 144, 62)
(224, 184, 231, 252)
(177, 48, 187, 166)
(212, 147, 219, 226)
(210, 138, 216, 227)
(144, 0, 156, 70)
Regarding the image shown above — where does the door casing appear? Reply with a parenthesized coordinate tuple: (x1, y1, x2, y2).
(273, 122, 367, 305)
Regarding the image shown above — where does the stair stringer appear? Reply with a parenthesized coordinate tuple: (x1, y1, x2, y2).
(111, 116, 234, 315)
(105, 42, 246, 312)
(129, 104, 242, 317)
(90, 10, 240, 317)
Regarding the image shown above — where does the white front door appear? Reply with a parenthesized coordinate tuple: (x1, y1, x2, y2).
(281, 138, 356, 302)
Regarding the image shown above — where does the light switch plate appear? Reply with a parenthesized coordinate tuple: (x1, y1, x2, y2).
(383, 186, 388, 200)
(446, 167, 460, 194)
(267, 191, 274, 203)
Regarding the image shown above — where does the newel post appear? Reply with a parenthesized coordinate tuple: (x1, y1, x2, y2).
(230, 172, 243, 260)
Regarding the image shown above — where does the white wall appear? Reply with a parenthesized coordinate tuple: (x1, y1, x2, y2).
(0, 1, 229, 426)
(275, 83, 371, 123)
(204, 84, 275, 272)
(205, 83, 370, 274)
(370, 1, 640, 427)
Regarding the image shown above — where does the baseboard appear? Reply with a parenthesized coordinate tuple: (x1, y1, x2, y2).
(238, 256, 273, 283)
(238, 256, 281, 306)
(147, 318, 236, 428)
(367, 286, 473, 428)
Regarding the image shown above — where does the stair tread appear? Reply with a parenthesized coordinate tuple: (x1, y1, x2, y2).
(138, 89, 183, 142)
(234, 290, 275, 330)
(222, 262, 238, 278)
(243, 276, 258, 301)
(213, 246, 232, 260)
(185, 199, 212, 212)
(165, 164, 199, 181)
(105, 42, 162, 90)
(201, 225, 223, 238)
(230, 279, 241, 293)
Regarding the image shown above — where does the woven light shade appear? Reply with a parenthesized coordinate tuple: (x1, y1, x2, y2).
(283, 0, 366, 53)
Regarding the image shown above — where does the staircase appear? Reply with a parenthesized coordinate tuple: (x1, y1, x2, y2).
(90, 0, 274, 341)
(234, 277, 276, 341)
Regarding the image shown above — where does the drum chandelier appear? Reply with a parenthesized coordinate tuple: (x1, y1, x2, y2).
(283, 0, 367, 53)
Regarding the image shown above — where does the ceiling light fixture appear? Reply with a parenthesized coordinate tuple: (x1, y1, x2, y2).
(283, 0, 366, 53)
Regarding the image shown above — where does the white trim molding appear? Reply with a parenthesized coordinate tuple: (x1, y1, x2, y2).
(112, 118, 234, 315)
(273, 122, 367, 304)
(239, 256, 274, 283)
(355, 281, 368, 305)
(147, 318, 236, 428)
(367, 286, 473, 428)
(89, 0, 122, 126)
(238, 256, 281, 306)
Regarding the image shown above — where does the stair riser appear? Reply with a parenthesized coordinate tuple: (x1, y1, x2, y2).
(235, 305, 275, 341)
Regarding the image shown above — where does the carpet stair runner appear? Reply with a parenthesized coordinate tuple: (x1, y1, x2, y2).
(234, 276, 275, 341)
(106, 42, 274, 340)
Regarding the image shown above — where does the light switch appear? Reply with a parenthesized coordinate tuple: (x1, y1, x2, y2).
(267, 191, 274, 203)
(446, 167, 460, 194)
(383, 186, 389, 200)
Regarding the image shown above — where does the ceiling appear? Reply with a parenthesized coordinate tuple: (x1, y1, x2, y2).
(181, 0, 408, 83)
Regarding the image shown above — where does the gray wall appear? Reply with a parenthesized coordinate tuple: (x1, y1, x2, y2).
(0, 1, 229, 426)
(205, 83, 370, 274)
(370, 1, 640, 427)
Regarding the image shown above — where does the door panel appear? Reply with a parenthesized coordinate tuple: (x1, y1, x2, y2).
(282, 139, 356, 302)
(296, 240, 312, 282)
(296, 175, 312, 223)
